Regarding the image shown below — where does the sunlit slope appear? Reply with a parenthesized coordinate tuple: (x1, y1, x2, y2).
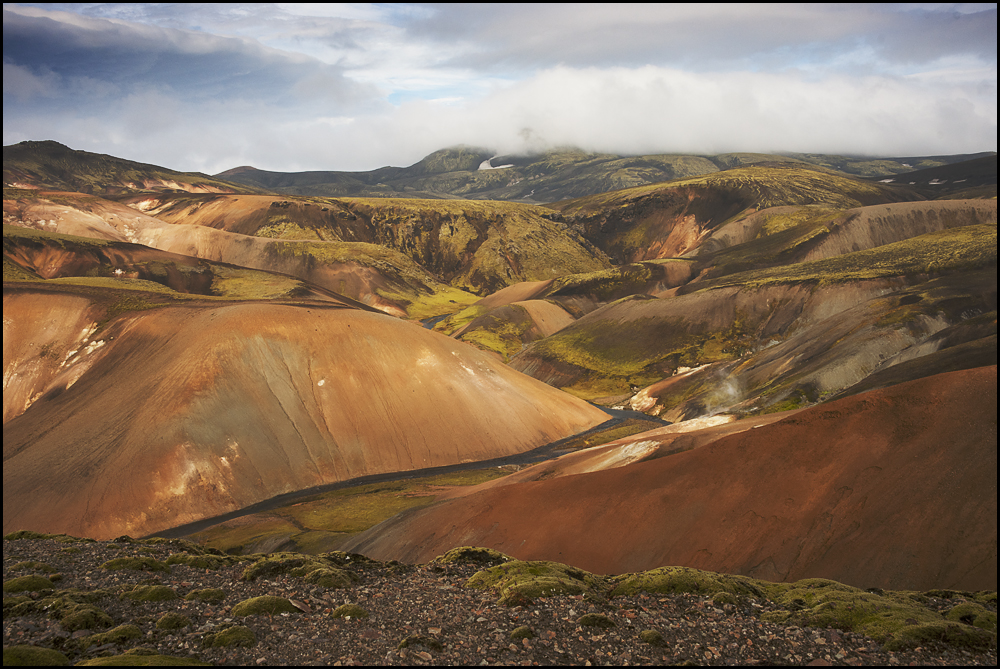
(345, 366, 998, 592)
(3, 295, 607, 540)
(122, 193, 612, 295)
(4, 191, 478, 318)
(510, 224, 997, 413)
(549, 164, 922, 263)
(2, 225, 369, 305)
(3, 141, 257, 195)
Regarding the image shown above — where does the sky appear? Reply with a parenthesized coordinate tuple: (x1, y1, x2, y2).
(3, 3, 997, 174)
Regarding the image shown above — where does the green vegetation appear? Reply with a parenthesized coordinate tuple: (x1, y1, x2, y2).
(639, 629, 665, 646)
(79, 624, 142, 649)
(164, 553, 232, 570)
(552, 418, 664, 451)
(183, 588, 227, 604)
(466, 560, 603, 606)
(509, 625, 534, 640)
(3, 575, 54, 592)
(462, 558, 998, 652)
(202, 625, 257, 648)
(433, 547, 513, 566)
(578, 613, 616, 628)
(697, 224, 997, 291)
(122, 585, 178, 602)
(76, 653, 210, 666)
(101, 557, 170, 573)
(155, 612, 191, 631)
(189, 468, 513, 555)
(2, 645, 70, 666)
(331, 603, 369, 619)
(230, 595, 299, 616)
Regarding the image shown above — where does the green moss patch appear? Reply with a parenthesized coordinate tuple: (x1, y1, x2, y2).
(434, 546, 513, 566)
(331, 603, 369, 619)
(76, 654, 210, 666)
(9, 561, 56, 574)
(2, 645, 70, 666)
(101, 557, 170, 573)
(946, 602, 997, 631)
(183, 588, 226, 604)
(122, 585, 178, 602)
(79, 624, 142, 649)
(397, 634, 444, 652)
(155, 612, 191, 631)
(609, 566, 766, 599)
(3, 575, 54, 592)
(61, 605, 114, 632)
(304, 567, 357, 589)
(578, 613, 616, 628)
(230, 595, 299, 616)
(510, 625, 535, 640)
(639, 629, 665, 646)
(202, 625, 257, 648)
(466, 560, 603, 606)
(164, 553, 231, 570)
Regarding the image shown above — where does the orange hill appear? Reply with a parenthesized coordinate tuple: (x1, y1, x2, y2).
(3, 295, 606, 540)
(345, 365, 997, 592)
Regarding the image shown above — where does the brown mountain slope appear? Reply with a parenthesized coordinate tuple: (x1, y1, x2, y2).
(344, 365, 998, 592)
(119, 193, 612, 295)
(2, 293, 606, 540)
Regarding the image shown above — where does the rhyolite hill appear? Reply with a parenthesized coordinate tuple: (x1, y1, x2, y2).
(3, 140, 996, 595)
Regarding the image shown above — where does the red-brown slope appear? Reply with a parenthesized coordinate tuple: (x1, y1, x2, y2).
(3, 297, 607, 540)
(345, 366, 998, 591)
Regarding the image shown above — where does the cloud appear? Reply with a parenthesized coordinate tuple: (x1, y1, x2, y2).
(2, 4, 996, 173)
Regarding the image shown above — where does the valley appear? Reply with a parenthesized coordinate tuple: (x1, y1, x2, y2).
(2, 141, 996, 662)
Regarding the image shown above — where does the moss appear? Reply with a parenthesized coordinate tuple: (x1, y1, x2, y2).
(397, 634, 444, 652)
(608, 566, 766, 599)
(75, 653, 210, 666)
(3, 575, 54, 592)
(59, 605, 114, 632)
(202, 625, 257, 648)
(304, 567, 356, 589)
(945, 602, 997, 631)
(230, 595, 299, 616)
(155, 612, 191, 631)
(639, 629, 665, 646)
(183, 588, 226, 604)
(578, 613, 616, 628)
(79, 624, 142, 649)
(434, 547, 513, 566)
(466, 560, 603, 606)
(331, 603, 369, 619)
(101, 557, 170, 573)
(510, 625, 535, 640)
(9, 561, 56, 574)
(885, 621, 996, 652)
(2, 645, 70, 666)
(164, 553, 229, 570)
(122, 585, 178, 602)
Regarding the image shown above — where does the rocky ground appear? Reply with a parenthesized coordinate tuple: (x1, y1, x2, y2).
(3, 534, 996, 666)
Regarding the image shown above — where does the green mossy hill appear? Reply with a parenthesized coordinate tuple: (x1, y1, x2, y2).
(2, 645, 70, 666)
(155, 611, 191, 631)
(239, 553, 357, 588)
(202, 625, 257, 649)
(693, 223, 997, 292)
(465, 560, 604, 606)
(462, 558, 997, 652)
(165, 553, 236, 570)
(78, 624, 142, 650)
(4, 590, 113, 631)
(331, 603, 369, 619)
(183, 588, 227, 604)
(433, 546, 513, 566)
(101, 557, 170, 573)
(3, 140, 256, 195)
(230, 595, 300, 616)
(9, 560, 57, 573)
(75, 653, 210, 666)
(3, 575, 54, 592)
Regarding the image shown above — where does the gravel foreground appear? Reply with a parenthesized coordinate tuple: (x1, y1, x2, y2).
(3, 535, 996, 666)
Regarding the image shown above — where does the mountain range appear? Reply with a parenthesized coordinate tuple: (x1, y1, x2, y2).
(3, 140, 996, 599)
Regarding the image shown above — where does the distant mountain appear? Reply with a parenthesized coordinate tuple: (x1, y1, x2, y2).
(3, 140, 260, 195)
(869, 154, 998, 199)
(215, 147, 996, 203)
